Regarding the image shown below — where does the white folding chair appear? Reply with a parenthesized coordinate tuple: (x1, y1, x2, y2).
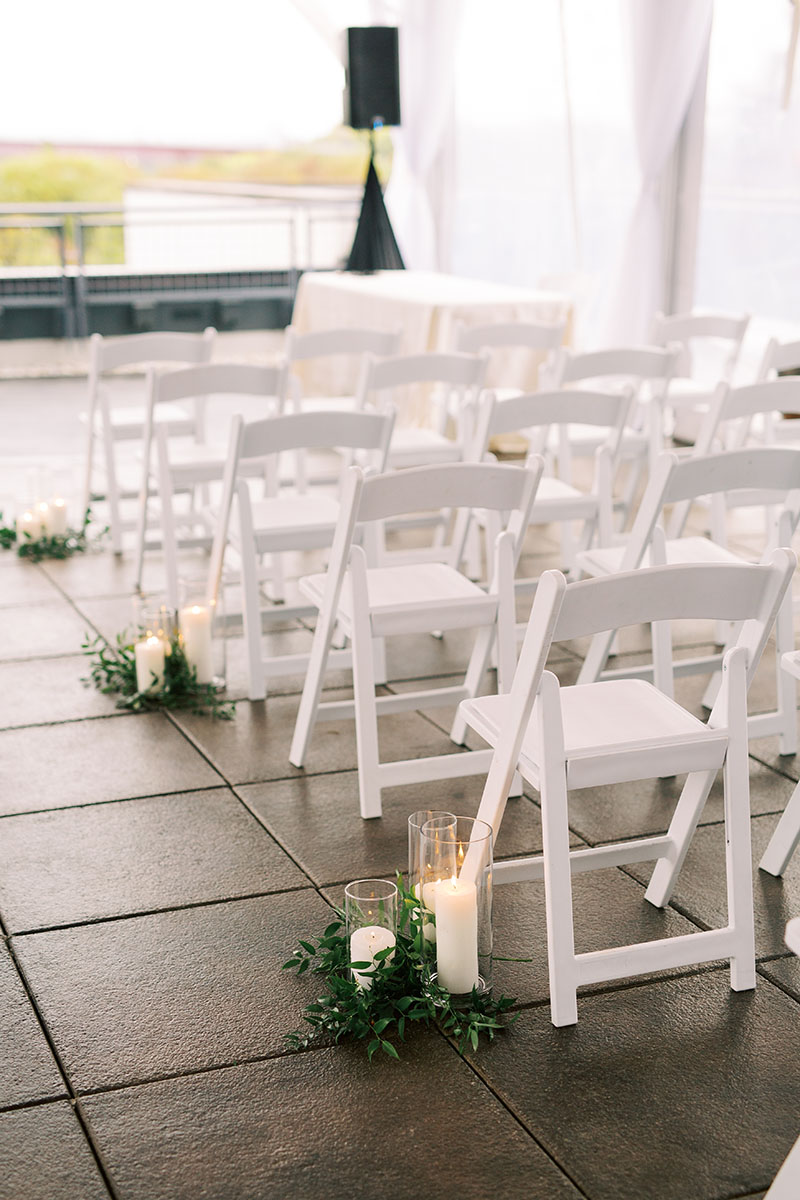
(289, 458, 543, 819)
(764, 917, 800, 1198)
(205, 408, 396, 701)
(755, 334, 800, 445)
(354, 350, 489, 468)
(458, 554, 795, 1026)
(134, 361, 289, 606)
(453, 318, 566, 402)
(81, 328, 216, 553)
(543, 344, 680, 523)
(650, 309, 750, 445)
(469, 386, 633, 586)
(574, 447, 800, 755)
(284, 324, 402, 413)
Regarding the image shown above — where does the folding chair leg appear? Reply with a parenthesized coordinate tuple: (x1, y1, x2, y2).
(723, 652, 756, 991)
(775, 594, 797, 755)
(538, 672, 579, 1027)
(101, 414, 124, 555)
(450, 624, 494, 746)
(238, 496, 267, 702)
(759, 778, 800, 877)
(289, 570, 345, 769)
(644, 769, 716, 908)
(349, 554, 382, 819)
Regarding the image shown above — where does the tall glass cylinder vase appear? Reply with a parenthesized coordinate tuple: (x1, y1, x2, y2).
(419, 815, 493, 999)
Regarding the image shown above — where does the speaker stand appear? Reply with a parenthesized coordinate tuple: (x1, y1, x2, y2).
(346, 131, 405, 273)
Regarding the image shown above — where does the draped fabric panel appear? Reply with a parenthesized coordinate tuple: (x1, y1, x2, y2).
(600, 0, 713, 344)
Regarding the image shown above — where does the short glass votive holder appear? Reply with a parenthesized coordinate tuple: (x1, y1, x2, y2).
(177, 580, 226, 690)
(419, 815, 493, 1000)
(344, 878, 398, 990)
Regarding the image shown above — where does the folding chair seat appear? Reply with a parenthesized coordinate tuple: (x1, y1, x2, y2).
(133, 361, 289, 606)
(458, 554, 795, 1026)
(453, 318, 566, 406)
(650, 309, 750, 445)
(354, 351, 489, 469)
(284, 325, 402, 414)
(81, 328, 216, 554)
(289, 458, 543, 819)
(468, 387, 633, 589)
(205, 407, 396, 701)
(574, 446, 800, 754)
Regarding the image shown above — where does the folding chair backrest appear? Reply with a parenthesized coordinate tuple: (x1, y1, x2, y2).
(696, 378, 800, 455)
(358, 351, 489, 395)
(757, 336, 800, 380)
(237, 408, 395, 463)
(356, 460, 537, 527)
(550, 345, 678, 389)
(651, 310, 749, 380)
(622, 448, 800, 569)
(454, 319, 565, 354)
(91, 328, 216, 373)
(472, 387, 634, 461)
(285, 325, 401, 362)
(151, 362, 288, 407)
(554, 558, 793, 644)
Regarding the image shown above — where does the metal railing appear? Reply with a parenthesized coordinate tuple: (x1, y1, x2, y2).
(0, 191, 360, 338)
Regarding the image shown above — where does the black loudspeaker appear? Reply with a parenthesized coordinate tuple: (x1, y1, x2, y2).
(344, 27, 401, 129)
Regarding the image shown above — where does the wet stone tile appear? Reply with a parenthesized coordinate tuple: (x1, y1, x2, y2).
(564, 757, 792, 847)
(466, 970, 800, 1200)
(0, 655, 119, 730)
(1, 601, 91, 661)
(239, 774, 567, 886)
(13, 890, 334, 1090)
(173, 689, 465, 787)
(0, 788, 307, 933)
(80, 1038, 582, 1200)
(0, 714, 222, 816)
(626, 812, 800, 959)
(488, 870, 700, 1006)
(0, 1102, 109, 1200)
(0, 942, 65, 1110)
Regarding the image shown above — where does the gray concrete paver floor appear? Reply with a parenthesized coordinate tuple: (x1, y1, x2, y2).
(2, 374, 800, 1198)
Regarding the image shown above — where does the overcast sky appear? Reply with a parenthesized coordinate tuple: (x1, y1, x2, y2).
(3, 2, 347, 147)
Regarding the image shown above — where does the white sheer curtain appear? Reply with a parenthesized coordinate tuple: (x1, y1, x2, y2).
(383, 0, 463, 269)
(600, 0, 713, 344)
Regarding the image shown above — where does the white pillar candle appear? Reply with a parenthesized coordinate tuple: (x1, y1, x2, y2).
(34, 502, 51, 535)
(349, 924, 396, 990)
(435, 875, 480, 994)
(47, 498, 68, 536)
(179, 604, 214, 684)
(135, 635, 165, 693)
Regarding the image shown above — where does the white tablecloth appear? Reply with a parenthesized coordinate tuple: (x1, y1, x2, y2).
(290, 270, 573, 397)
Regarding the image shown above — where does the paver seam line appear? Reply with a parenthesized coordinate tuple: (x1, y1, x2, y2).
(7, 884, 322, 939)
(439, 1024, 593, 1200)
(0, 783, 235, 822)
(0, 932, 119, 1199)
(0, 710, 142, 734)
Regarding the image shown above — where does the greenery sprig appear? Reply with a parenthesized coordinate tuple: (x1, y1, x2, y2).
(83, 629, 235, 719)
(283, 875, 517, 1061)
(0, 508, 107, 562)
